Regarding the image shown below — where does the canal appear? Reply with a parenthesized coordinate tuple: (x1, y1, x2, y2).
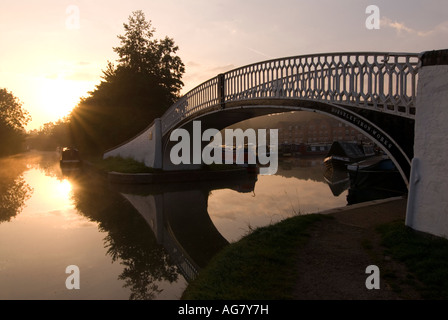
(0, 151, 356, 300)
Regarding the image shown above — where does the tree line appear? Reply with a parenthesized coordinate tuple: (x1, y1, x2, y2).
(1, 10, 185, 158)
(0, 89, 30, 156)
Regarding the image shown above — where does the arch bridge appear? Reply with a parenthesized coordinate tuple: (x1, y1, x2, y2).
(104, 51, 420, 186)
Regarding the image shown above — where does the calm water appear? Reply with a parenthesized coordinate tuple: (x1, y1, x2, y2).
(0, 151, 349, 300)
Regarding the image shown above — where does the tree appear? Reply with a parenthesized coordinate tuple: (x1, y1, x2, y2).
(70, 10, 185, 155)
(0, 88, 31, 156)
(112, 10, 184, 95)
(113, 10, 155, 73)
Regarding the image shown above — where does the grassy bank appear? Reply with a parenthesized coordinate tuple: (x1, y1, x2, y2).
(182, 213, 448, 300)
(88, 156, 157, 173)
(181, 214, 326, 300)
(378, 221, 448, 299)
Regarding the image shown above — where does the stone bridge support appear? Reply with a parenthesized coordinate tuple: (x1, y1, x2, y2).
(406, 50, 448, 238)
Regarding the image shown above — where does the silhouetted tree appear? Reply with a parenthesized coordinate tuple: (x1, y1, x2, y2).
(0, 88, 31, 156)
(113, 11, 184, 96)
(70, 10, 185, 155)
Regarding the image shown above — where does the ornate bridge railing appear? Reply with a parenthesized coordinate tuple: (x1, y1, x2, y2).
(161, 52, 420, 135)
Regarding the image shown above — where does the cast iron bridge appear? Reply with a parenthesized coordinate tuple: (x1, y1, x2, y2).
(106, 52, 421, 185)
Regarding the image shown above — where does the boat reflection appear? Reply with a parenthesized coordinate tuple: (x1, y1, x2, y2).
(346, 156, 408, 205)
(322, 155, 408, 205)
(323, 167, 350, 197)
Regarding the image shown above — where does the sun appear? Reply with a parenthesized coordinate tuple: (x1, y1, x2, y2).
(38, 77, 83, 121)
(32, 76, 93, 127)
(23, 73, 97, 130)
(22, 74, 98, 130)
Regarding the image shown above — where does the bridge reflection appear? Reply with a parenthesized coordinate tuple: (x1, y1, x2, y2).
(110, 173, 258, 282)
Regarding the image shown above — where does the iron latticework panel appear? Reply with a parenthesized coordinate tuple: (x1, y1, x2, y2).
(161, 52, 419, 135)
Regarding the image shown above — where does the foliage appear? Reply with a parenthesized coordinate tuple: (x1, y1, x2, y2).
(0, 88, 31, 156)
(27, 118, 71, 151)
(113, 10, 184, 95)
(69, 10, 185, 156)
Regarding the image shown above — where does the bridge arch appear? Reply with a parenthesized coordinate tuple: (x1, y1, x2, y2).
(161, 99, 413, 186)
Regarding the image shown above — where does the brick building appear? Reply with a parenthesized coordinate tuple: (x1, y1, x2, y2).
(277, 117, 369, 145)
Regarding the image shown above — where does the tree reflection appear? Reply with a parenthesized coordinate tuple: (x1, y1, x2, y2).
(67, 170, 179, 300)
(109, 234, 178, 300)
(0, 151, 63, 224)
(0, 156, 33, 223)
(0, 176, 33, 222)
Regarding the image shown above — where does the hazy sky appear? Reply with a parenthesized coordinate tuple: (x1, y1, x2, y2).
(1, 0, 447, 130)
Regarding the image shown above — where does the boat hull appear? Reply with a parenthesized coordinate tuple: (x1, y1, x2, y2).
(347, 157, 407, 198)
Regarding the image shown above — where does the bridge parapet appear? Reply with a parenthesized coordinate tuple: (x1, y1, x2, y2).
(161, 52, 419, 135)
(161, 77, 220, 135)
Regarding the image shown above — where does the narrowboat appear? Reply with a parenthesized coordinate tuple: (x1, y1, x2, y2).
(60, 147, 82, 167)
(323, 141, 376, 170)
(347, 155, 407, 194)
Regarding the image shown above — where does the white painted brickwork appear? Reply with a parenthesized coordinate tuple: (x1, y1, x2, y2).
(406, 65, 448, 238)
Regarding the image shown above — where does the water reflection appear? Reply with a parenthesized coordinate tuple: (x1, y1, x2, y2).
(111, 175, 258, 282)
(0, 152, 368, 300)
(207, 158, 348, 242)
(323, 166, 351, 197)
(322, 160, 408, 205)
(0, 152, 182, 300)
(0, 155, 33, 222)
(64, 166, 181, 300)
(111, 157, 350, 283)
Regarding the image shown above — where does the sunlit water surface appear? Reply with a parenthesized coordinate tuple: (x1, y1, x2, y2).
(0, 152, 348, 300)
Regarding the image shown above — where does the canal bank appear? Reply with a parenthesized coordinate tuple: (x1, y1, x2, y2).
(106, 167, 250, 184)
(81, 157, 252, 184)
(181, 196, 448, 300)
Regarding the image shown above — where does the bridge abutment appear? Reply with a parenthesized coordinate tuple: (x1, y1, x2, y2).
(103, 118, 163, 169)
(406, 49, 448, 238)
